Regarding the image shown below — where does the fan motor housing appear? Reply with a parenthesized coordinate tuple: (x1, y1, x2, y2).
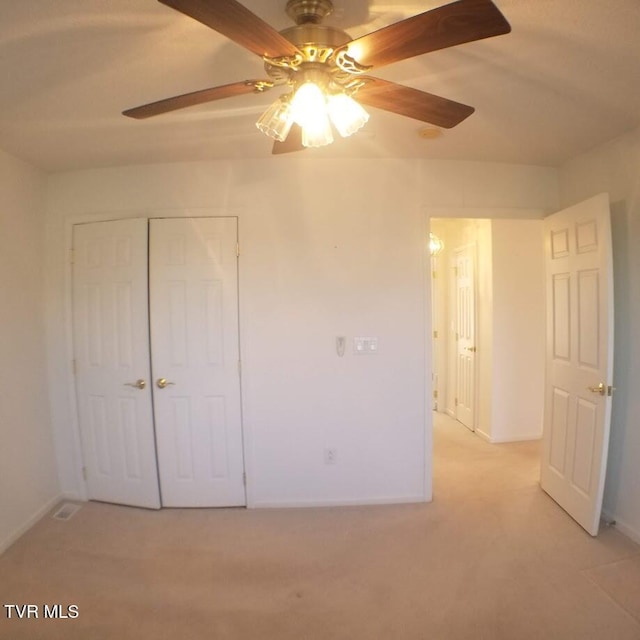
(286, 0, 334, 25)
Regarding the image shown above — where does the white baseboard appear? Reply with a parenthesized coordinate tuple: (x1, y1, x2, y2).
(475, 429, 541, 444)
(0, 493, 63, 555)
(601, 509, 640, 544)
(61, 490, 85, 502)
(250, 494, 428, 509)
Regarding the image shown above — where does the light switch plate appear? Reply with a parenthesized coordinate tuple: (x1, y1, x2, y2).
(354, 337, 378, 354)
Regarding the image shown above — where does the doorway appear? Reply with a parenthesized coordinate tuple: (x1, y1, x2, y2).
(430, 217, 546, 443)
(429, 198, 615, 536)
(72, 217, 246, 509)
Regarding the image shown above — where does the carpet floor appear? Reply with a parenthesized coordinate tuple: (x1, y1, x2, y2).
(1, 413, 639, 639)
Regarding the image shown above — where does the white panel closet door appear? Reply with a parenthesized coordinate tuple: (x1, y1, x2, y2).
(149, 218, 246, 507)
(73, 219, 161, 509)
(541, 193, 614, 536)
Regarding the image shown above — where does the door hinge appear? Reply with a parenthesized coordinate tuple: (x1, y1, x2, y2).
(81, 466, 87, 481)
(433, 330, 438, 339)
(433, 390, 438, 399)
(236, 242, 240, 257)
(72, 359, 77, 375)
(238, 360, 241, 373)
(432, 270, 437, 279)
(454, 398, 458, 407)
(242, 472, 247, 486)
(69, 249, 75, 265)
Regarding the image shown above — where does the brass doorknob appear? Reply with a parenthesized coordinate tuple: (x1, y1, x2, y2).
(156, 378, 176, 389)
(587, 383, 615, 396)
(124, 379, 146, 390)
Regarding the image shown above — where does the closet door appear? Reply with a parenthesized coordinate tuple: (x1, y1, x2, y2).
(149, 218, 246, 507)
(73, 219, 161, 509)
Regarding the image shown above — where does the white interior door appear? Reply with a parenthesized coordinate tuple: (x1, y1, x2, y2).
(454, 245, 476, 430)
(541, 193, 614, 536)
(149, 218, 245, 507)
(72, 219, 160, 509)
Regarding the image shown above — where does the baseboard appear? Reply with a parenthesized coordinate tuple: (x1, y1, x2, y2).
(61, 490, 85, 502)
(250, 494, 428, 509)
(0, 493, 63, 555)
(601, 509, 640, 544)
(474, 429, 541, 444)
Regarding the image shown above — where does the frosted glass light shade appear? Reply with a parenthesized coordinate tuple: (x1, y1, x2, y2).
(290, 82, 326, 128)
(301, 117, 334, 147)
(291, 82, 333, 147)
(327, 93, 369, 138)
(256, 95, 294, 142)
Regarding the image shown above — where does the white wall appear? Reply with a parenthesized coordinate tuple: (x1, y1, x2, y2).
(0, 149, 60, 553)
(490, 219, 545, 442)
(560, 126, 640, 542)
(475, 219, 494, 438)
(44, 158, 558, 508)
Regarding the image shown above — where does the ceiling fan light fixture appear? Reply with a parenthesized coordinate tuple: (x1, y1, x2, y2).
(327, 92, 369, 138)
(256, 94, 294, 142)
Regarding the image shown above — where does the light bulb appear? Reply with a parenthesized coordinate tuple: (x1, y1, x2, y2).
(429, 233, 444, 256)
(327, 93, 369, 138)
(256, 95, 294, 142)
(290, 82, 325, 128)
(290, 82, 333, 148)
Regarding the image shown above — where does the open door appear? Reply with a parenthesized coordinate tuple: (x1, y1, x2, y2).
(541, 193, 614, 536)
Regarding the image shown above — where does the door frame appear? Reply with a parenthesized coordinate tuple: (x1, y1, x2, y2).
(63, 209, 249, 504)
(428, 202, 615, 534)
(427, 207, 547, 445)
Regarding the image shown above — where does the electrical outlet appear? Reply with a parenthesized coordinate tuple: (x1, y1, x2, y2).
(324, 448, 337, 465)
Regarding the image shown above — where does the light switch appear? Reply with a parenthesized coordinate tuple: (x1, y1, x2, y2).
(354, 337, 378, 354)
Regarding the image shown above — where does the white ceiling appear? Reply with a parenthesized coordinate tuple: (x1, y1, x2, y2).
(1, 0, 639, 172)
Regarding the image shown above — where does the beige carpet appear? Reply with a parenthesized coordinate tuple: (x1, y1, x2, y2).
(1, 413, 639, 640)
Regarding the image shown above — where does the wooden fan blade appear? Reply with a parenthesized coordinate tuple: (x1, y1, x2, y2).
(123, 80, 271, 119)
(338, 0, 510, 70)
(159, 0, 300, 59)
(272, 123, 305, 155)
(356, 77, 474, 128)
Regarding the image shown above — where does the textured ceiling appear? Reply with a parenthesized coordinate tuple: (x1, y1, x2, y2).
(0, 0, 639, 172)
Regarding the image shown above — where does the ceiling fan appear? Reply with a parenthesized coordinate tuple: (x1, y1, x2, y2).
(123, 0, 511, 154)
